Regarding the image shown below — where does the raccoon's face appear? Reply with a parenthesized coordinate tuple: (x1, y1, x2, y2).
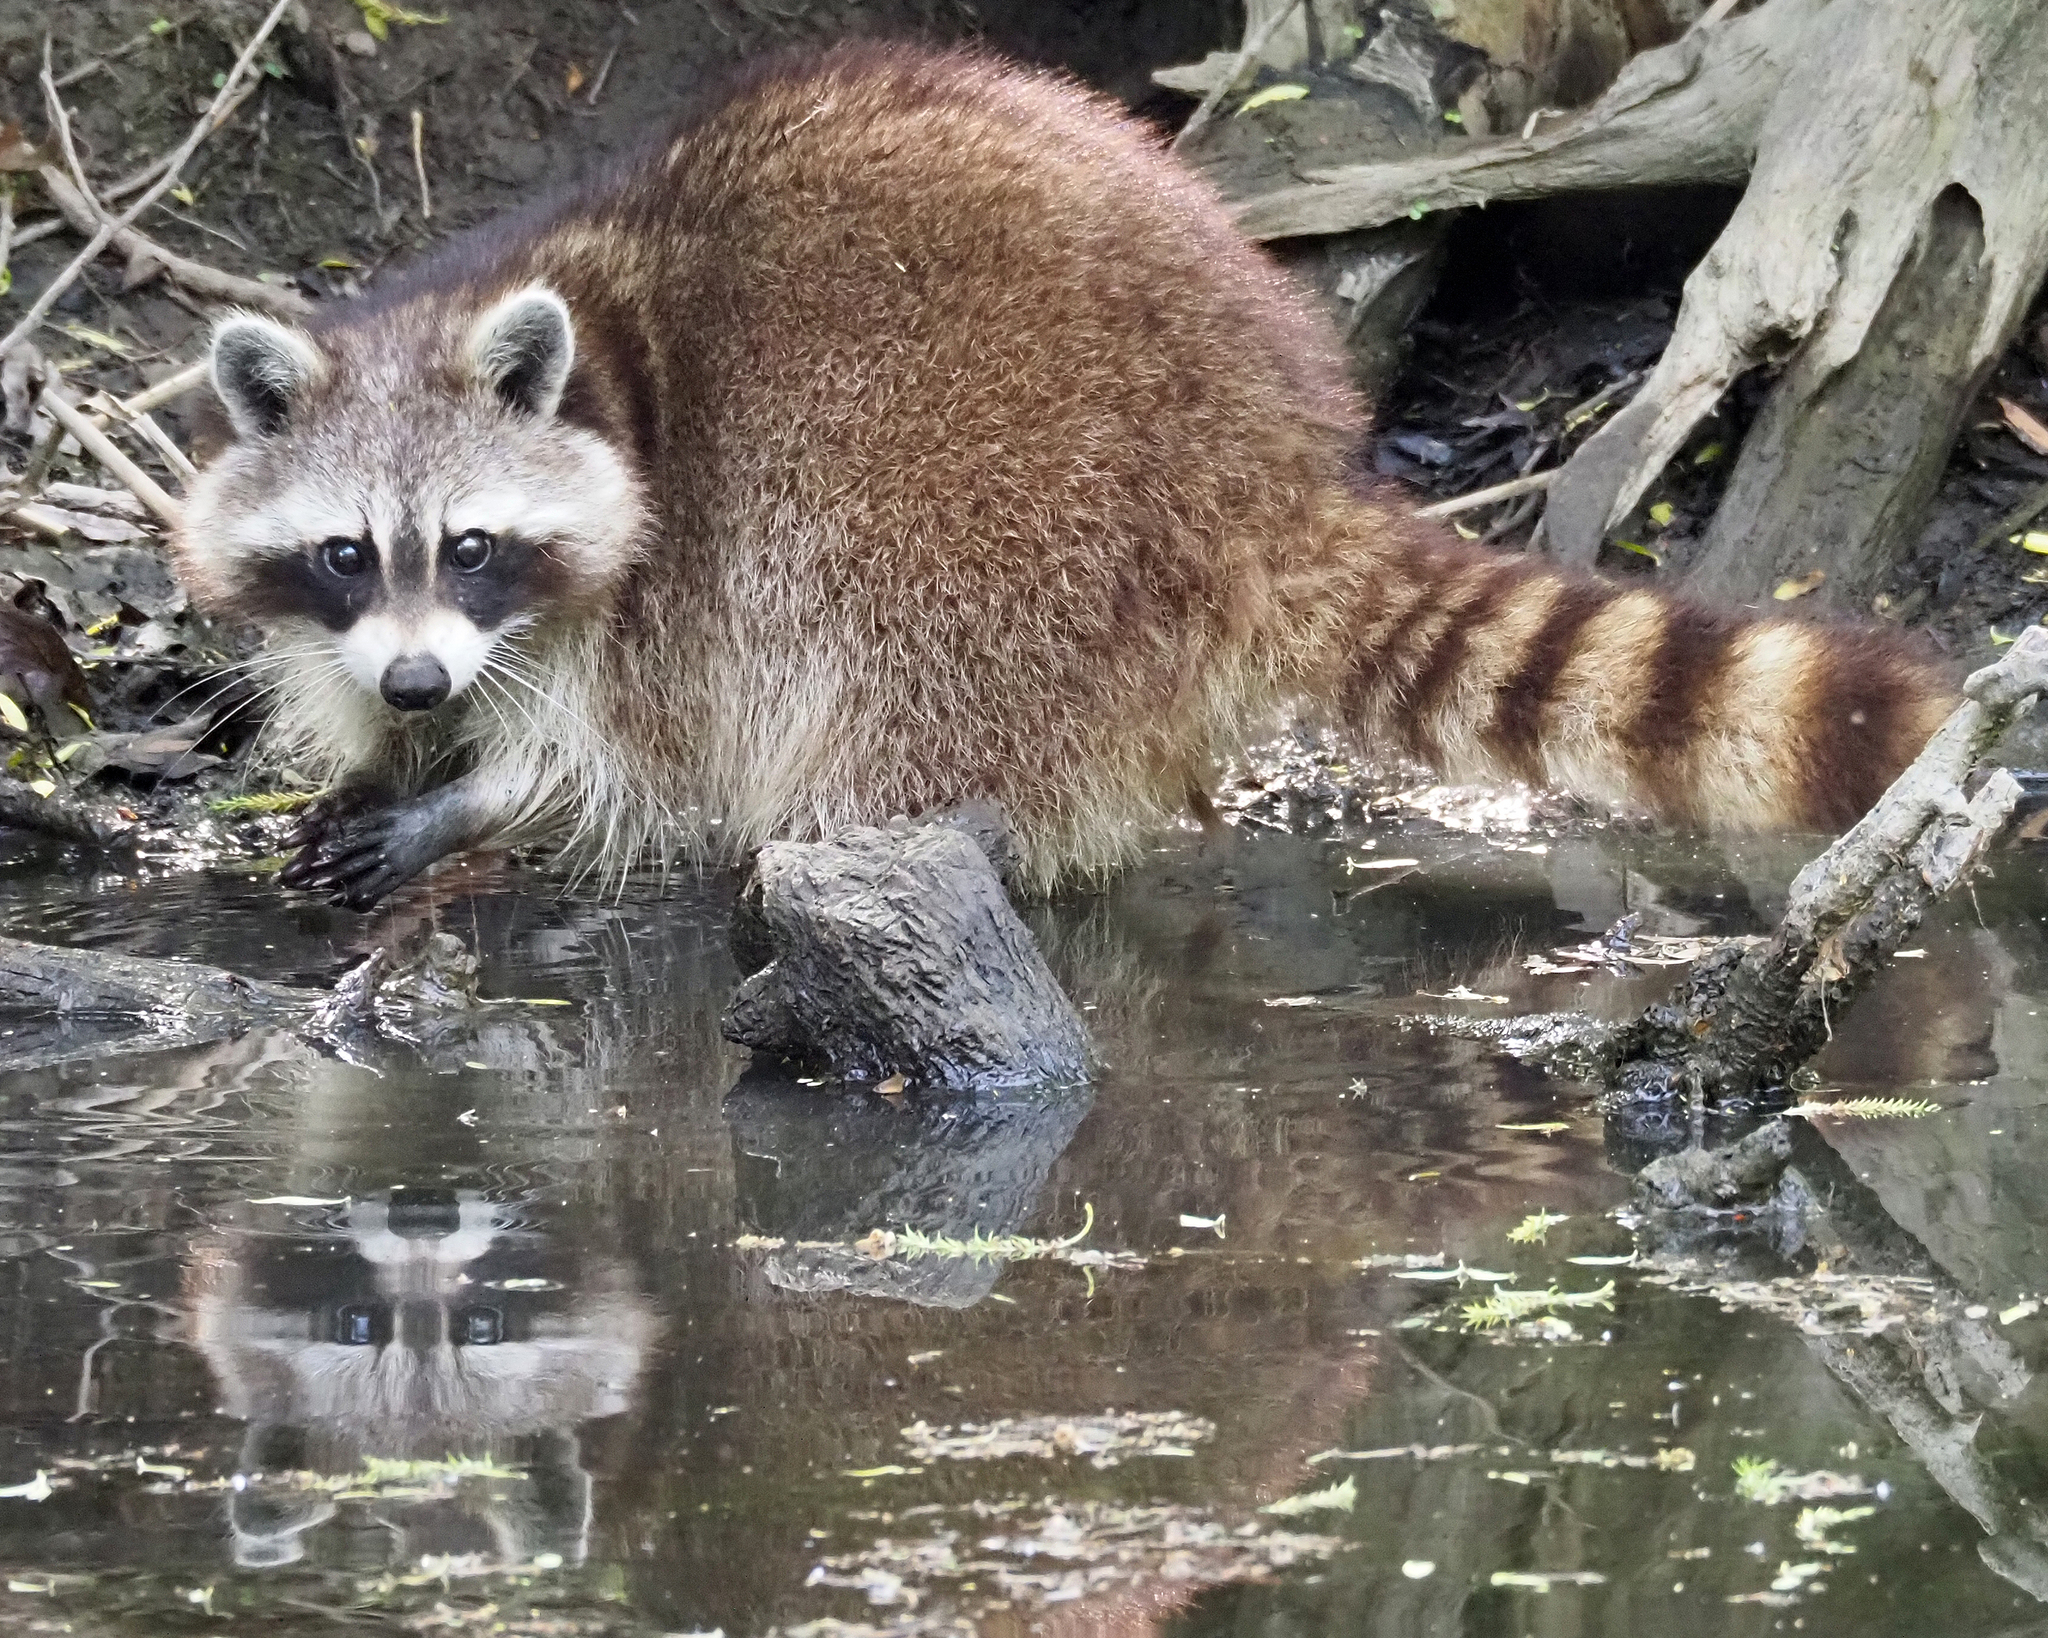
(176, 287, 646, 714)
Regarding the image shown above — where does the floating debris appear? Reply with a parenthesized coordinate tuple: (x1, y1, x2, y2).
(1461, 1282, 1616, 1331)
(1642, 1257, 1938, 1338)
(1490, 1569, 1607, 1589)
(1178, 1212, 1227, 1237)
(1795, 1504, 1876, 1553)
(1731, 1457, 1873, 1506)
(1506, 1210, 1569, 1244)
(1261, 1475, 1355, 1516)
(900, 1411, 1214, 1469)
(1309, 1442, 1489, 1465)
(1551, 1447, 1695, 1472)
(804, 1500, 1343, 1616)
(732, 1202, 1142, 1271)
(1786, 1097, 1943, 1120)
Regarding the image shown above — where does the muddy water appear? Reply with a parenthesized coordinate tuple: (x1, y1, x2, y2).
(2, 795, 2048, 1637)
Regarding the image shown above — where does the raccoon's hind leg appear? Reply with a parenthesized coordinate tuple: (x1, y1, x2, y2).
(280, 773, 504, 910)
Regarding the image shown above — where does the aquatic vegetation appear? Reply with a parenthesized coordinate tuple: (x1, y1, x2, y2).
(1786, 1097, 1943, 1119)
(1732, 1457, 1873, 1505)
(1261, 1475, 1357, 1516)
(1461, 1281, 1616, 1331)
(1507, 1210, 1569, 1244)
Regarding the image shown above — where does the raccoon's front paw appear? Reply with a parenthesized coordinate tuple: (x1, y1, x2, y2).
(280, 807, 434, 911)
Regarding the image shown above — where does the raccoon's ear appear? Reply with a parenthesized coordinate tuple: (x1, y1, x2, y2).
(465, 287, 575, 420)
(210, 315, 324, 441)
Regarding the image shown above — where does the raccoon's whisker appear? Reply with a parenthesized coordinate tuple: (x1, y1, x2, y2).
(142, 647, 337, 723)
(472, 666, 545, 744)
(485, 652, 596, 739)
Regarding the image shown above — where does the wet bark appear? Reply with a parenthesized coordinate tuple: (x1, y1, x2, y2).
(723, 811, 1091, 1093)
(0, 933, 312, 1029)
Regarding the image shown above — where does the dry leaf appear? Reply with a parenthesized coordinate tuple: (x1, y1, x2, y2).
(565, 63, 586, 94)
(0, 121, 54, 173)
(1773, 570, 1826, 601)
(1999, 397, 2048, 457)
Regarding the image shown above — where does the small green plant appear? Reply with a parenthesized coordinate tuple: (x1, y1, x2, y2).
(1506, 1210, 1568, 1244)
(1461, 1281, 1615, 1331)
(352, 0, 447, 39)
(208, 789, 321, 816)
(1787, 1097, 1941, 1120)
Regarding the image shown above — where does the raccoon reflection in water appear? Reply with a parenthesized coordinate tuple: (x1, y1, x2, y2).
(184, 1186, 655, 1570)
(175, 44, 1955, 910)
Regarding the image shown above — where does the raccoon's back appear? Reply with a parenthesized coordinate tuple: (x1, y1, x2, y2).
(506, 45, 1373, 868)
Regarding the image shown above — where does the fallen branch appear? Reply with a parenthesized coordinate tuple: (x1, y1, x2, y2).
(1606, 623, 2048, 1107)
(34, 383, 182, 528)
(1228, 0, 1799, 240)
(34, 166, 309, 320)
(1414, 469, 1553, 520)
(0, 0, 295, 361)
(0, 930, 487, 1068)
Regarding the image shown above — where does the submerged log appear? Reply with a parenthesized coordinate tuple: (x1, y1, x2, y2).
(0, 930, 481, 1066)
(723, 812, 1091, 1093)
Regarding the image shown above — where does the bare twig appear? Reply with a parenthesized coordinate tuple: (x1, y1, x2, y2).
(1172, 0, 1304, 153)
(586, 37, 624, 105)
(35, 387, 181, 529)
(113, 360, 207, 420)
(410, 108, 432, 221)
(0, 0, 296, 361)
(35, 168, 309, 319)
(1415, 470, 1555, 520)
(51, 10, 201, 90)
(1970, 477, 2048, 556)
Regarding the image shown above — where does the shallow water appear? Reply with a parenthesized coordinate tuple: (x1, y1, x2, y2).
(4, 794, 2048, 1637)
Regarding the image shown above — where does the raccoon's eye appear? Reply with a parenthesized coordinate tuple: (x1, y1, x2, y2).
(449, 530, 494, 573)
(320, 537, 369, 578)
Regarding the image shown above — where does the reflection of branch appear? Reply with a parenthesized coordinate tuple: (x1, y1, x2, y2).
(1645, 1120, 2048, 1603)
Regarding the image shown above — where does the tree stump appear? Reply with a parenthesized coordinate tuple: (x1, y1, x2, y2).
(722, 817, 1091, 1093)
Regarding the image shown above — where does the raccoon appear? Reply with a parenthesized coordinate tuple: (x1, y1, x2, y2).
(174, 44, 1956, 910)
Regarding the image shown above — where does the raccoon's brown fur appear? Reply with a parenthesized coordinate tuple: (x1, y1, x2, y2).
(175, 43, 1958, 905)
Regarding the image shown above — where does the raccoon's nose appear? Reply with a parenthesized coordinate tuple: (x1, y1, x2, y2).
(380, 654, 451, 712)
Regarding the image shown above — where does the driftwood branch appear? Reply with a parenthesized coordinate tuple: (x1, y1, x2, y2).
(1228, 0, 1799, 241)
(1549, 0, 2048, 577)
(1607, 623, 2048, 1106)
(0, 930, 488, 1069)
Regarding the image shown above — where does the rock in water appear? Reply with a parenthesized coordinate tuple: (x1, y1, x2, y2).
(722, 823, 1090, 1092)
